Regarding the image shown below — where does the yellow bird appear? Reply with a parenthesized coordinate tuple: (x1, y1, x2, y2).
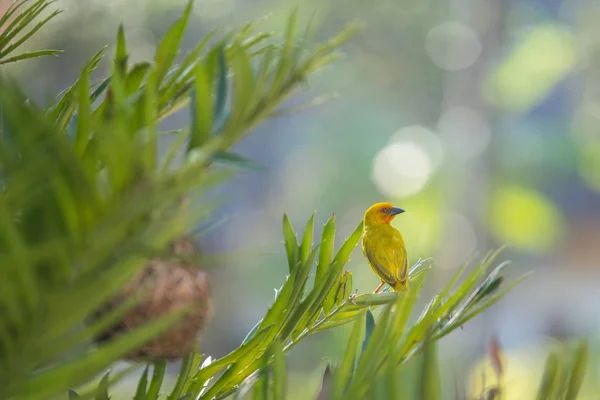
(362, 202, 409, 293)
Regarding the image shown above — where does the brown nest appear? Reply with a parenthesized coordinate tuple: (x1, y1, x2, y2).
(91, 237, 212, 361)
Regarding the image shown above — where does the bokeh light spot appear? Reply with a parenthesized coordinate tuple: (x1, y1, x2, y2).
(484, 24, 578, 113)
(425, 21, 482, 71)
(390, 125, 444, 169)
(490, 185, 564, 252)
(372, 141, 432, 198)
(437, 106, 491, 159)
(372, 126, 444, 198)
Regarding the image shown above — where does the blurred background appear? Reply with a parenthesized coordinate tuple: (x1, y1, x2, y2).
(5, 0, 600, 398)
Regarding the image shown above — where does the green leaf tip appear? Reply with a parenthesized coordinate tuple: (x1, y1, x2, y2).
(361, 309, 375, 354)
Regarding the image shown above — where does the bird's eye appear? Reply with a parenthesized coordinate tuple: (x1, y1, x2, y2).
(380, 208, 388, 213)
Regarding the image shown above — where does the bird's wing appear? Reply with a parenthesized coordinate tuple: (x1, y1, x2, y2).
(364, 237, 408, 286)
(365, 246, 397, 285)
(393, 244, 409, 284)
(390, 230, 409, 283)
(365, 242, 408, 286)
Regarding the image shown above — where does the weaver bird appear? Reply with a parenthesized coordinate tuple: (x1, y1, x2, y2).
(362, 202, 408, 293)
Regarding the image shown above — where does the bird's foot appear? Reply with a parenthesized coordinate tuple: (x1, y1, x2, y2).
(348, 289, 359, 305)
(372, 281, 386, 294)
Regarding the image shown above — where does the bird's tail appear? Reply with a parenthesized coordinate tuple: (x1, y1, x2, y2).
(393, 279, 409, 292)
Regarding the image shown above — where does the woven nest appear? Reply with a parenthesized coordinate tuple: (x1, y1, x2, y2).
(91, 237, 212, 361)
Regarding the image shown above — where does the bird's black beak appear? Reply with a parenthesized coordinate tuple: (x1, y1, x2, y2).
(389, 207, 405, 216)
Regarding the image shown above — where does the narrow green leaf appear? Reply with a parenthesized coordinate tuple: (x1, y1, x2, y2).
(0, 8, 62, 59)
(202, 349, 268, 399)
(347, 305, 393, 396)
(328, 306, 372, 323)
(181, 352, 203, 396)
(473, 276, 504, 304)
(0, 0, 27, 29)
(341, 271, 353, 305)
(250, 369, 268, 400)
(241, 31, 273, 54)
(188, 61, 213, 150)
(75, 65, 91, 156)
(536, 352, 560, 400)
(306, 308, 322, 330)
(91, 77, 111, 102)
(417, 341, 441, 400)
(281, 247, 320, 332)
(332, 315, 363, 399)
(270, 10, 298, 97)
(114, 24, 128, 75)
(160, 30, 218, 102)
(300, 212, 315, 263)
(95, 371, 110, 400)
(426, 258, 473, 319)
(324, 221, 362, 314)
(289, 222, 363, 341)
(141, 70, 158, 171)
(439, 273, 531, 339)
(0, 0, 46, 51)
(316, 215, 336, 283)
(290, 309, 317, 344)
(332, 221, 363, 268)
(69, 389, 81, 400)
(257, 276, 297, 334)
(564, 341, 588, 400)
(278, 247, 320, 339)
(311, 316, 360, 334)
(189, 325, 276, 394)
(384, 354, 398, 400)
(125, 62, 151, 95)
(242, 318, 264, 346)
(201, 360, 258, 400)
(361, 309, 375, 354)
(229, 42, 255, 125)
(323, 278, 341, 316)
(394, 272, 434, 360)
(167, 352, 194, 400)
(0, 49, 61, 65)
(434, 249, 505, 324)
(316, 365, 332, 400)
(347, 292, 397, 308)
(159, 128, 189, 172)
(15, 309, 187, 400)
(289, 263, 345, 341)
(212, 151, 263, 170)
(154, 0, 193, 84)
(464, 260, 511, 311)
(75, 365, 139, 400)
(283, 214, 299, 272)
(146, 361, 167, 400)
(271, 340, 286, 400)
(333, 272, 349, 308)
(252, 45, 275, 101)
(133, 366, 149, 400)
(48, 47, 105, 131)
(213, 46, 228, 129)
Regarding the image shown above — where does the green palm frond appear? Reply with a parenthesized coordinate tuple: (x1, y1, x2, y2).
(0, 0, 62, 65)
(1, 0, 580, 399)
(157, 213, 523, 400)
(0, 1, 362, 398)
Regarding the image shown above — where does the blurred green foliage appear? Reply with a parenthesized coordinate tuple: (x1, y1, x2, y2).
(2, 0, 600, 399)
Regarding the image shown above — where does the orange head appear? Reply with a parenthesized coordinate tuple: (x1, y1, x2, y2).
(364, 202, 405, 226)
